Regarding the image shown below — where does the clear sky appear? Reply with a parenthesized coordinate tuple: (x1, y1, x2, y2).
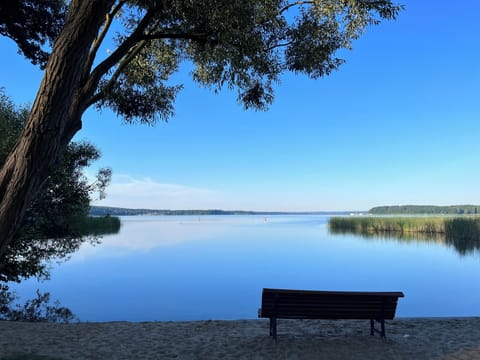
(1, 1, 479, 211)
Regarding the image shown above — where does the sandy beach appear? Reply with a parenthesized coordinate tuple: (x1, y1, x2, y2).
(1, 317, 480, 359)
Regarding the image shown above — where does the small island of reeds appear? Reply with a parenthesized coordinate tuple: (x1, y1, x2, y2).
(328, 216, 480, 255)
(328, 216, 480, 240)
(328, 216, 480, 256)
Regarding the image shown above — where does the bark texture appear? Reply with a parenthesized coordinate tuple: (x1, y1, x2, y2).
(0, 0, 114, 259)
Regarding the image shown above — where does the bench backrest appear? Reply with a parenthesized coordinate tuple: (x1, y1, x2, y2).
(259, 288, 404, 320)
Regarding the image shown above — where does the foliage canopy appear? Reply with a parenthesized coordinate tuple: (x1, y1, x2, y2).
(3, 0, 403, 123)
(0, 0, 66, 67)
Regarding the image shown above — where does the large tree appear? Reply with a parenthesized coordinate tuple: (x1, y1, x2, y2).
(0, 89, 113, 283)
(0, 0, 403, 261)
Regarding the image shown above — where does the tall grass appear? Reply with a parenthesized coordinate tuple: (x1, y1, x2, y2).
(328, 216, 446, 235)
(328, 216, 480, 255)
(80, 215, 121, 235)
(329, 216, 480, 239)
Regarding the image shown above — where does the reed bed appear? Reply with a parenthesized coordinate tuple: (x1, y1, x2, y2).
(328, 216, 480, 240)
(78, 216, 121, 236)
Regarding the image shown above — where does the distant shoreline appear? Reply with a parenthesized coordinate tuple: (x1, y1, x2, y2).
(90, 204, 480, 217)
(370, 204, 480, 215)
(89, 205, 361, 217)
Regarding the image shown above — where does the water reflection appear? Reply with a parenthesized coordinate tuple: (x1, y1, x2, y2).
(329, 228, 480, 257)
(11, 215, 480, 320)
(71, 215, 275, 261)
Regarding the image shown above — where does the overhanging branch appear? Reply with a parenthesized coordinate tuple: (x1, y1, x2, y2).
(83, 0, 127, 81)
(279, 1, 315, 14)
(85, 40, 147, 108)
(77, 7, 159, 111)
(140, 32, 217, 44)
(264, 41, 292, 52)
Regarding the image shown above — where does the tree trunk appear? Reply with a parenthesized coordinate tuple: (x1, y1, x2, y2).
(0, 0, 114, 259)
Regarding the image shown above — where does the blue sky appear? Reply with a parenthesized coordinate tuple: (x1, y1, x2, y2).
(1, 1, 479, 211)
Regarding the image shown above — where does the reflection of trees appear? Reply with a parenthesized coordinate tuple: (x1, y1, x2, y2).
(329, 226, 480, 257)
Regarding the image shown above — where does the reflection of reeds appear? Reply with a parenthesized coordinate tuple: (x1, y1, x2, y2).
(328, 216, 480, 256)
(444, 218, 480, 255)
(444, 218, 480, 240)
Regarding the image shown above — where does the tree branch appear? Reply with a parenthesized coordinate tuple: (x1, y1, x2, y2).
(139, 32, 216, 43)
(279, 1, 314, 14)
(264, 41, 292, 52)
(83, 0, 126, 81)
(77, 7, 159, 112)
(81, 14, 217, 110)
(85, 39, 147, 108)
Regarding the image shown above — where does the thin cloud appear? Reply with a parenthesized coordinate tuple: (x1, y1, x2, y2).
(94, 174, 223, 209)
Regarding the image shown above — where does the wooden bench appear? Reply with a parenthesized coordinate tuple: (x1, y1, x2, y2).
(258, 288, 404, 339)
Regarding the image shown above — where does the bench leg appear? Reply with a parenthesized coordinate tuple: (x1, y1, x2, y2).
(380, 319, 386, 338)
(269, 317, 277, 340)
(371, 319, 387, 338)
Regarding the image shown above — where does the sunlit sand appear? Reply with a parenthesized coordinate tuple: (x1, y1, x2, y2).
(1, 318, 479, 359)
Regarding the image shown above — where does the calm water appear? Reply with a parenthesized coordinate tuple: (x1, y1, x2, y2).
(11, 215, 480, 321)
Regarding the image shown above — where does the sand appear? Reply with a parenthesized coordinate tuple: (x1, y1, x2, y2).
(1, 318, 480, 359)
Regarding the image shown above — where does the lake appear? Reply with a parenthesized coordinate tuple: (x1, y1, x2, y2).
(10, 215, 480, 321)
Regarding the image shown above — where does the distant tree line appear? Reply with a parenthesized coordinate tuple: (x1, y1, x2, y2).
(90, 206, 352, 217)
(369, 205, 480, 215)
(90, 206, 257, 216)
